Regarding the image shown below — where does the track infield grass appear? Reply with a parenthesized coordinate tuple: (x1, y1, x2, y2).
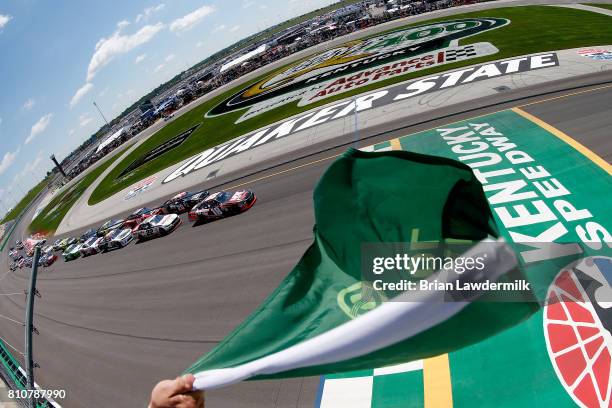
(89, 6, 612, 205)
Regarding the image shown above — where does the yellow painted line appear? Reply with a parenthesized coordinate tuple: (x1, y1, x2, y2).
(388, 137, 454, 407)
(227, 84, 610, 189)
(226, 154, 339, 190)
(517, 83, 612, 108)
(423, 354, 454, 408)
(512, 107, 612, 175)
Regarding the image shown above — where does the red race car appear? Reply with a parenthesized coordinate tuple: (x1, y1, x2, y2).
(123, 207, 154, 230)
(188, 190, 256, 223)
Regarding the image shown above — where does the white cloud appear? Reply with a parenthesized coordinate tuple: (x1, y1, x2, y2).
(26, 114, 52, 144)
(117, 20, 130, 30)
(68, 129, 76, 137)
(196, 41, 204, 48)
(165, 54, 175, 62)
(0, 150, 17, 176)
(230, 25, 240, 33)
(0, 14, 12, 30)
(87, 23, 164, 81)
(242, 0, 255, 8)
(169, 5, 215, 33)
(70, 82, 94, 108)
(154, 63, 165, 72)
(79, 114, 93, 127)
(98, 86, 109, 97)
(212, 24, 226, 33)
(135, 53, 147, 64)
(23, 98, 35, 110)
(135, 3, 166, 23)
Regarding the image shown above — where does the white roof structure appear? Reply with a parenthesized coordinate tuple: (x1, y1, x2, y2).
(96, 127, 125, 153)
(220, 44, 267, 73)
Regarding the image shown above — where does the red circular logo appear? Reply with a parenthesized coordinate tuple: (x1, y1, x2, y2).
(543, 256, 611, 408)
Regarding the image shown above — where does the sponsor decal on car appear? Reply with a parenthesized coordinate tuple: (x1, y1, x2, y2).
(207, 18, 509, 123)
(578, 48, 612, 61)
(163, 53, 559, 184)
(124, 176, 158, 201)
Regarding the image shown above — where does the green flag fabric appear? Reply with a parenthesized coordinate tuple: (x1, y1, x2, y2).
(187, 148, 537, 388)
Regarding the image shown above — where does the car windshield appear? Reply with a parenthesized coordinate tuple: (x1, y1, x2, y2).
(108, 229, 122, 239)
(148, 215, 164, 224)
(213, 192, 231, 203)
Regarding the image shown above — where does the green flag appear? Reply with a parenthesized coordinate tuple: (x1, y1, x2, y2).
(187, 148, 537, 388)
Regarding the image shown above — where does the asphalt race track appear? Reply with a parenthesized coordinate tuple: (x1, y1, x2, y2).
(0, 72, 610, 407)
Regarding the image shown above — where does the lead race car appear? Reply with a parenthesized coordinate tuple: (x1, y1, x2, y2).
(158, 190, 209, 214)
(132, 214, 182, 241)
(188, 190, 256, 223)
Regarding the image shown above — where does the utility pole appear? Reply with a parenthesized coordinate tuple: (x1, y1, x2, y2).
(25, 246, 41, 407)
(93, 101, 110, 127)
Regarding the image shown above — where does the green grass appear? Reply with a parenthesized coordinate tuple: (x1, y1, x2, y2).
(90, 6, 612, 204)
(586, 3, 612, 11)
(1, 177, 50, 223)
(29, 146, 130, 234)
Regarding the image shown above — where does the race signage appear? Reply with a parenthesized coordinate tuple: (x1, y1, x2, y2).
(118, 124, 200, 178)
(207, 18, 510, 123)
(578, 48, 612, 61)
(124, 175, 158, 201)
(164, 53, 559, 184)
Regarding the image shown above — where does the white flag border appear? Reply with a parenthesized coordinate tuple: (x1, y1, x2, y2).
(193, 238, 517, 390)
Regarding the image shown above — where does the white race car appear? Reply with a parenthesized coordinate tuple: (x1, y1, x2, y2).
(80, 236, 105, 257)
(132, 214, 182, 241)
(100, 228, 133, 251)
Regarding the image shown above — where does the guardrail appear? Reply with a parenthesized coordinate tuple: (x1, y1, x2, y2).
(1, 186, 61, 407)
(0, 338, 55, 407)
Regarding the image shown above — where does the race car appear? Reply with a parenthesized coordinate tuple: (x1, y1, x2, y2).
(97, 219, 125, 237)
(158, 190, 209, 214)
(24, 257, 33, 268)
(8, 249, 20, 261)
(99, 228, 133, 251)
(62, 244, 82, 262)
(39, 253, 58, 267)
(122, 208, 154, 230)
(80, 236, 105, 257)
(15, 240, 24, 250)
(17, 258, 26, 269)
(9, 262, 17, 272)
(79, 228, 97, 243)
(131, 214, 182, 241)
(52, 239, 64, 251)
(188, 190, 256, 222)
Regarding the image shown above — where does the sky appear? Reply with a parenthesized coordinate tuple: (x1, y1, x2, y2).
(0, 0, 338, 213)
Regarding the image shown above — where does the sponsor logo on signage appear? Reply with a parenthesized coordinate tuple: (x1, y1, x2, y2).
(124, 175, 158, 201)
(208, 18, 510, 122)
(163, 53, 559, 184)
(298, 43, 498, 108)
(543, 257, 611, 408)
(337, 282, 387, 319)
(578, 48, 612, 61)
(118, 124, 200, 178)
